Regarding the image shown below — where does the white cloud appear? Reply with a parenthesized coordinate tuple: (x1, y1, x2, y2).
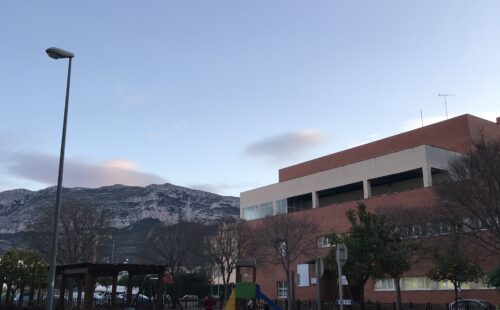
(244, 130, 326, 162)
(188, 182, 259, 196)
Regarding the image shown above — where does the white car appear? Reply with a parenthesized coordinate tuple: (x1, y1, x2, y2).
(14, 292, 30, 304)
(449, 299, 495, 310)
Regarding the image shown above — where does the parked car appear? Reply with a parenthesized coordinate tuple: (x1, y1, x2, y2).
(101, 292, 126, 303)
(449, 299, 495, 310)
(13, 292, 31, 304)
(105, 292, 151, 304)
(181, 294, 198, 301)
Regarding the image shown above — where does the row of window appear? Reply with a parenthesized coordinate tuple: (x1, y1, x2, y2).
(242, 199, 289, 220)
(242, 202, 273, 220)
(401, 216, 500, 239)
(314, 217, 500, 242)
(374, 277, 495, 291)
(276, 276, 495, 299)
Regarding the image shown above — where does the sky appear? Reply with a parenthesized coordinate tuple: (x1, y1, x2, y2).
(1, 1, 500, 197)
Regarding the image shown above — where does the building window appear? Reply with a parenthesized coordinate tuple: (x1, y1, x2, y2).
(374, 278, 395, 291)
(402, 277, 431, 290)
(277, 281, 287, 297)
(411, 224, 423, 238)
(437, 280, 470, 290)
(276, 199, 288, 215)
(470, 277, 495, 289)
(242, 201, 273, 220)
(438, 222, 452, 235)
(317, 236, 332, 248)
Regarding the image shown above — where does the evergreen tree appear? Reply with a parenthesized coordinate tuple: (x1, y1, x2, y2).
(326, 203, 395, 310)
(428, 233, 482, 310)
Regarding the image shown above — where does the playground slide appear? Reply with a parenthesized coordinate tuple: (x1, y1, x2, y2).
(223, 289, 236, 310)
(255, 285, 282, 310)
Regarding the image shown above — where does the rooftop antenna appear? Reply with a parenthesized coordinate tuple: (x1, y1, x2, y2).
(438, 94, 454, 119)
(420, 110, 424, 127)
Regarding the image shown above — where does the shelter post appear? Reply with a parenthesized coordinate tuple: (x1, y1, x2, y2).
(83, 270, 95, 310)
(59, 273, 67, 310)
(111, 272, 118, 309)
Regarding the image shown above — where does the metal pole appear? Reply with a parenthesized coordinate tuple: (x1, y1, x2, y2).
(316, 258, 321, 310)
(444, 96, 448, 119)
(111, 240, 115, 264)
(337, 247, 343, 310)
(46, 57, 72, 310)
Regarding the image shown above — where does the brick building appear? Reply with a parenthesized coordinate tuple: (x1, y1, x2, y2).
(240, 114, 500, 304)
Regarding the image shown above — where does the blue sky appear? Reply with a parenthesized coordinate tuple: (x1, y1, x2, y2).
(1, 1, 499, 196)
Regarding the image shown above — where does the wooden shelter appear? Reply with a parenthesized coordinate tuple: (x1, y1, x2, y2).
(55, 262, 166, 310)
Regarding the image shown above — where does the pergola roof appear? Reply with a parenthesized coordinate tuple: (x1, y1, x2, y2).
(56, 262, 167, 277)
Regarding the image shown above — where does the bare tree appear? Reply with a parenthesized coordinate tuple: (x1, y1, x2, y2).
(249, 215, 319, 310)
(142, 221, 206, 274)
(436, 137, 500, 253)
(26, 200, 110, 264)
(204, 217, 248, 302)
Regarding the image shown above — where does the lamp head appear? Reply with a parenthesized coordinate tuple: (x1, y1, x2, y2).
(46, 47, 74, 59)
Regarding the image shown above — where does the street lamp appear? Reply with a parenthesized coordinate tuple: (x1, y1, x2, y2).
(45, 47, 74, 310)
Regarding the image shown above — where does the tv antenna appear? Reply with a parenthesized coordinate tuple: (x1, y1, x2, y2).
(420, 110, 424, 127)
(438, 94, 454, 119)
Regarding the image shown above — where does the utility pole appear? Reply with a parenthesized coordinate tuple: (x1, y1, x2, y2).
(438, 94, 454, 119)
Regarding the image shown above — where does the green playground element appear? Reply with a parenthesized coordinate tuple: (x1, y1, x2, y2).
(235, 282, 256, 299)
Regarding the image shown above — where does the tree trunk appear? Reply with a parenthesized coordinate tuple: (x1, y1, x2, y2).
(19, 285, 25, 306)
(359, 279, 367, 310)
(453, 282, 459, 310)
(394, 277, 402, 310)
(10, 287, 15, 306)
(223, 283, 228, 304)
(28, 285, 35, 304)
(287, 269, 293, 310)
(224, 271, 231, 304)
(36, 286, 42, 303)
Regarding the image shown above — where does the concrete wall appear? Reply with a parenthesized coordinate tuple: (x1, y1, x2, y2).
(240, 145, 461, 217)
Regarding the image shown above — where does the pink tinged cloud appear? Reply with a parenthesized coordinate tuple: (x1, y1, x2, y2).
(7, 152, 165, 188)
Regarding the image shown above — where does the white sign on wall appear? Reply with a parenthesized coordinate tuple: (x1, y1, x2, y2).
(297, 264, 310, 287)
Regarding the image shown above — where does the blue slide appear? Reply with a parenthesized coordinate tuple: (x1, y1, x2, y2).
(256, 284, 283, 310)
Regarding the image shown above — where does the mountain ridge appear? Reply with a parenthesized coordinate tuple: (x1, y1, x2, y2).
(0, 182, 240, 234)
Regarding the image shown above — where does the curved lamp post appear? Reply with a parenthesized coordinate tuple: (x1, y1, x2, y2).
(45, 47, 74, 310)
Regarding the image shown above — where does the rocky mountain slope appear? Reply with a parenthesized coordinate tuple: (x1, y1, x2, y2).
(0, 183, 240, 259)
(0, 183, 240, 234)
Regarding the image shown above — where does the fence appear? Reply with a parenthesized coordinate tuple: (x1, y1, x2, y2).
(273, 300, 452, 310)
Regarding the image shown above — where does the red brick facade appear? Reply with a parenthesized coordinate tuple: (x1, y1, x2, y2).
(279, 114, 500, 182)
(246, 114, 500, 305)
